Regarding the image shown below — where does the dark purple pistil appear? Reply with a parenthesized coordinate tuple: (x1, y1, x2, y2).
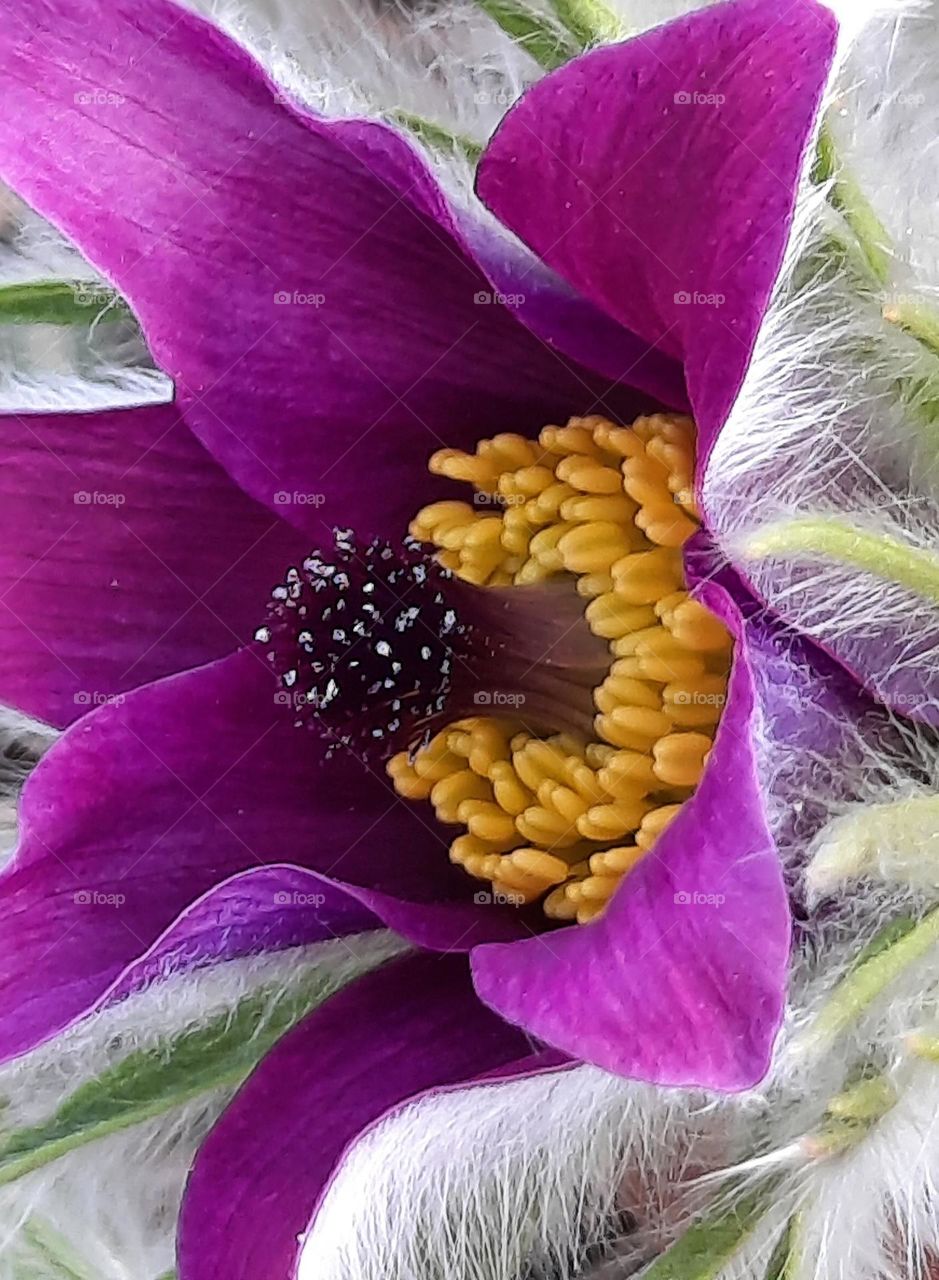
(259, 529, 610, 757)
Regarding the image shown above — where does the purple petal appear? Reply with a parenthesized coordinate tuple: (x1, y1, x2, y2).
(471, 578, 789, 1090)
(106, 867, 379, 1003)
(0, 0, 655, 541)
(0, 647, 532, 1063)
(476, 0, 837, 475)
(178, 953, 549, 1280)
(456, 213, 687, 409)
(686, 536, 897, 880)
(0, 404, 303, 728)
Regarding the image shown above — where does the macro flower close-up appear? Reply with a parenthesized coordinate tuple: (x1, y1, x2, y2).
(2, 0, 939, 1277)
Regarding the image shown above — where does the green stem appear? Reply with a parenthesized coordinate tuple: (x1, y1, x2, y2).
(741, 516, 939, 606)
(21, 1217, 100, 1280)
(0, 279, 130, 325)
(639, 1181, 777, 1279)
(803, 905, 939, 1049)
(766, 1215, 802, 1280)
(474, 0, 580, 69)
(813, 122, 892, 287)
(391, 112, 483, 164)
(825, 1074, 896, 1121)
(884, 298, 939, 360)
(548, 0, 624, 46)
(906, 1032, 939, 1060)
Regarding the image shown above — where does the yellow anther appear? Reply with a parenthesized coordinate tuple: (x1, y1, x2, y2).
(514, 739, 572, 788)
(492, 877, 543, 904)
(622, 453, 671, 506)
(537, 781, 589, 825)
(480, 432, 541, 470)
(466, 722, 513, 776)
(529, 522, 578, 571)
(516, 807, 582, 848)
(507, 847, 571, 885)
(585, 594, 657, 640)
(386, 752, 434, 800)
(489, 760, 533, 815)
(585, 743, 616, 769)
(593, 674, 661, 718)
(436, 549, 463, 573)
(565, 760, 609, 804)
(560, 493, 638, 524)
(558, 522, 637, 574)
(654, 590, 688, 622)
(665, 598, 733, 653)
(430, 769, 491, 821)
(596, 706, 673, 752)
(457, 800, 519, 844)
(631, 649, 707, 684)
(463, 517, 505, 549)
(408, 500, 476, 540)
(527, 482, 576, 522)
(455, 557, 501, 587)
(513, 557, 553, 585)
(597, 749, 658, 797)
(556, 455, 624, 494)
(663, 675, 727, 727)
(636, 804, 683, 850)
(589, 845, 644, 875)
(577, 797, 651, 842)
(543, 884, 580, 920)
(579, 874, 622, 902)
(429, 447, 500, 491)
(576, 572, 614, 599)
(652, 733, 711, 788)
(499, 465, 554, 502)
(435, 518, 476, 551)
(501, 507, 535, 555)
(413, 733, 463, 781)
(401, 412, 728, 923)
(591, 421, 644, 458)
(612, 548, 684, 605)
(635, 501, 699, 548)
(539, 422, 606, 457)
(449, 834, 515, 867)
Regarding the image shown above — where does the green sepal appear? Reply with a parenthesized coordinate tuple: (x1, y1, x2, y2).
(0, 942, 397, 1186)
(390, 111, 484, 164)
(813, 123, 892, 287)
(474, 0, 581, 69)
(0, 279, 131, 325)
(547, 0, 624, 47)
(640, 1182, 776, 1280)
(805, 907, 939, 1049)
(884, 298, 939, 360)
(741, 517, 939, 607)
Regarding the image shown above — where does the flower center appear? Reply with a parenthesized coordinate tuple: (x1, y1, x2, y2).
(386, 414, 732, 924)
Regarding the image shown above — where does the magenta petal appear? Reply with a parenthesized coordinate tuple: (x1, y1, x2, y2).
(0, 0, 652, 541)
(0, 647, 530, 1062)
(471, 579, 789, 1090)
(105, 867, 379, 1004)
(178, 953, 547, 1280)
(0, 404, 303, 728)
(476, 0, 837, 474)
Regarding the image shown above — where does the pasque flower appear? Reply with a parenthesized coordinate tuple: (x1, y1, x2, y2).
(0, 0, 846, 1274)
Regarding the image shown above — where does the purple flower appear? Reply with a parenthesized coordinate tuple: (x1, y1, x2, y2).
(0, 0, 843, 1274)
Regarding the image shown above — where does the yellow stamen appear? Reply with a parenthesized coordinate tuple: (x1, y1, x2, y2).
(388, 413, 730, 924)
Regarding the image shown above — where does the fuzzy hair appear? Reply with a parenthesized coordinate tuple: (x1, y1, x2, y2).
(0, 932, 405, 1280)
